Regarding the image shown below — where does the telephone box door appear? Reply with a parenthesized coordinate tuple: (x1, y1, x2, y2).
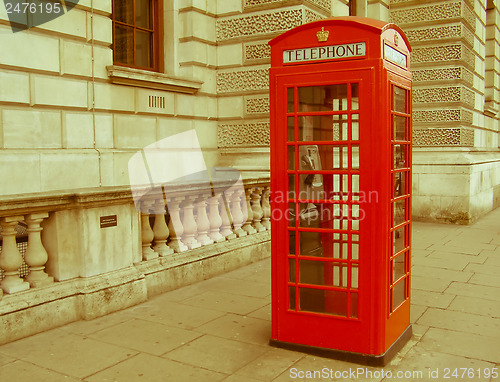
(273, 68, 374, 354)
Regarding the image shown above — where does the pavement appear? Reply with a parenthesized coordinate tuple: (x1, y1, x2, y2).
(0, 208, 499, 382)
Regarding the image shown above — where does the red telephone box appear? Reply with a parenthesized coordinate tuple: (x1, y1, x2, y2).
(269, 17, 412, 365)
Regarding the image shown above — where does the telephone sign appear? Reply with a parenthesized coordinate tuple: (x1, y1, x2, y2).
(269, 17, 412, 365)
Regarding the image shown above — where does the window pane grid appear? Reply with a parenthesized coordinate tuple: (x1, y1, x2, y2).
(112, 0, 157, 70)
(286, 83, 360, 319)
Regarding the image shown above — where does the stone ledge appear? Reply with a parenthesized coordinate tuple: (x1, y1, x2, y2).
(107, 66, 203, 94)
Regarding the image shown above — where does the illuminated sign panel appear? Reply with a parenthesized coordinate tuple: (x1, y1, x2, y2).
(283, 42, 366, 64)
(384, 44, 407, 67)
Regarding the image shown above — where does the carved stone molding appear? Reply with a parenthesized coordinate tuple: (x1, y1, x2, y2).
(304, 9, 324, 24)
(245, 96, 270, 114)
(217, 68, 269, 93)
(405, 24, 474, 47)
(244, 42, 271, 63)
(390, 2, 475, 30)
(413, 127, 474, 146)
(218, 122, 270, 147)
(413, 109, 473, 124)
(244, 0, 331, 13)
(217, 9, 303, 41)
(411, 44, 475, 68)
(413, 86, 475, 107)
(412, 67, 473, 85)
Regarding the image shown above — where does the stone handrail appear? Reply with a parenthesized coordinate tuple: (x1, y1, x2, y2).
(0, 177, 271, 301)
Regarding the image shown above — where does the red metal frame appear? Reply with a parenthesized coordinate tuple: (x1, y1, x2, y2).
(269, 17, 412, 358)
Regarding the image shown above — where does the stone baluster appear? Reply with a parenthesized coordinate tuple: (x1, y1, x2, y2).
(242, 187, 257, 234)
(219, 193, 236, 240)
(166, 196, 188, 253)
(181, 195, 201, 249)
(207, 193, 225, 243)
(0, 216, 30, 293)
(24, 213, 54, 287)
(195, 194, 213, 246)
(251, 187, 266, 232)
(141, 200, 157, 261)
(261, 186, 271, 230)
(228, 188, 247, 237)
(152, 199, 174, 256)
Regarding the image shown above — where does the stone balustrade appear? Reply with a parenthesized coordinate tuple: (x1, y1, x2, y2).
(0, 178, 271, 306)
(137, 180, 271, 260)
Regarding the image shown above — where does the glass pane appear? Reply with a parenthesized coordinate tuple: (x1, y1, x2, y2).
(288, 117, 294, 141)
(332, 145, 349, 170)
(289, 258, 295, 281)
(351, 292, 358, 318)
(392, 252, 406, 283)
(136, 30, 152, 68)
(114, 0, 133, 24)
(135, 0, 152, 29)
(351, 83, 359, 110)
(299, 288, 347, 316)
(393, 225, 407, 254)
(352, 234, 359, 260)
(288, 174, 295, 200)
(352, 174, 360, 201)
(323, 173, 349, 201)
(351, 264, 358, 289)
(394, 171, 407, 197)
(288, 145, 295, 170)
(352, 145, 359, 169)
(392, 279, 406, 311)
(299, 260, 326, 285)
(394, 144, 407, 169)
(299, 231, 323, 257)
(288, 203, 295, 227)
(289, 286, 296, 310)
(394, 86, 406, 113)
(352, 114, 359, 140)
(114, 25, 134, 65)
(298, 115, 347, 141)
(332, 233, 349, 259)
(393, 199, 406, 227)
(299, 84, 348, 112)
(394, 115, 407, 141)
(287, 88, 294, 113)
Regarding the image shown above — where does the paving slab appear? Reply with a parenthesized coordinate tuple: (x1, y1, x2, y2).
(0, 207, 498, 381)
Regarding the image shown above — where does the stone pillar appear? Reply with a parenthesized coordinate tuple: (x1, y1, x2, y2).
(242, 187, 257, 234)
(228, 189, 247, 237)
(24, 213, 54, 287)
(207, 193, 225, 242)
(181, 195, 201, 249)
(251, 187, 266, 232)
(219, 193, 237, 240)
(166, 196, 188, 253)
(140, 201, 157, 261)
(261, 186, 271, 230)
(0, 216, 30, 293)
(152, 199, 174, 256)
(195, 194, 214, 246)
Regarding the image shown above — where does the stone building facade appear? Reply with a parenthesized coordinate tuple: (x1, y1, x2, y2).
(0, 0, 498, 221)
(0, 0, 499, 343)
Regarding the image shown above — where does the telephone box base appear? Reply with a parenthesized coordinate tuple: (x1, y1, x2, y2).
(269, 325, 412, 367)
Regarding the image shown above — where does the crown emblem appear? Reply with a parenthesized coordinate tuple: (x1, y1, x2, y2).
(316, 27, 329, 42)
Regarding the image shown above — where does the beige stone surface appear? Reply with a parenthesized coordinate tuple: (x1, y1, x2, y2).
(0, 208, 499, 379)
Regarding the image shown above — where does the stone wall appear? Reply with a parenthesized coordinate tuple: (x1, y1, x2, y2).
(0, 0, 219, 196)
(390, 0, 500, 222)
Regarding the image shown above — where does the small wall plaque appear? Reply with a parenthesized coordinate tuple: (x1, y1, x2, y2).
(100, 215, 117, 228)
